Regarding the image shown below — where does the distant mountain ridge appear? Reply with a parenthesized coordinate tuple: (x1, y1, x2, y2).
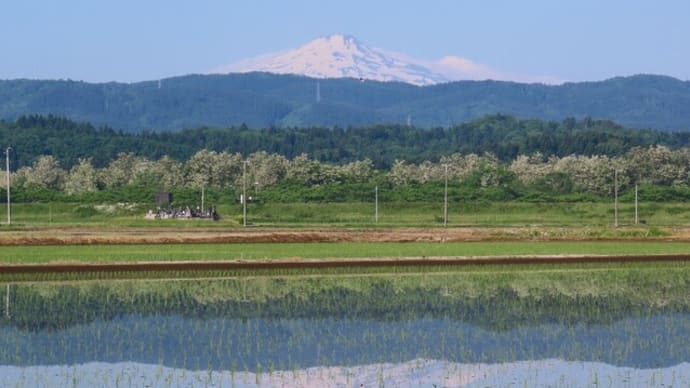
(1, 73, 690, 131)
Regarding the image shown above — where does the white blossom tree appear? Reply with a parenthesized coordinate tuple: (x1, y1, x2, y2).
(286, 154, 338, 186)
(624, 146, 689, 186)
(247, 151, 289, 189)
(509, 153, 550, 185)
(337, 158, 375, 183)
(551, 155, 623, 195)
(388, 159, 418, 186)
(99, 152, 143, 188)
(21, 155, 65, 190)
(150, 155, 186, 190)
(186, 150, 242, 189)
(64, 158, 98, 195)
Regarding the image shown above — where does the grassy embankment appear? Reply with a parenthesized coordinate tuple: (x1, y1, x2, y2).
(3, 201, 690, 228)
(2, 241, 690, 264)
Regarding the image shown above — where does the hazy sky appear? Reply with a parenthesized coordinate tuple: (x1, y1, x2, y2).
(2, 0, 688, 83)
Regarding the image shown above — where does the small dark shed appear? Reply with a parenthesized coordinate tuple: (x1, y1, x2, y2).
(155, 192, 173, 206)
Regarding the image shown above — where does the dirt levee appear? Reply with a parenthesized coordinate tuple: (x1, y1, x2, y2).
(3, 226, 690, 245)
(1, 254, 689, 275)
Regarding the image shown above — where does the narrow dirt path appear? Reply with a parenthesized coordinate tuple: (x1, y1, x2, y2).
(2, 226, 690, 245)
(1, 254, 688, 274)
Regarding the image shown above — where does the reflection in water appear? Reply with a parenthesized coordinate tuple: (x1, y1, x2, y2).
(1, 359, 689, 387)
(1, 315, 689, 369)
(0, 268, 689, 386)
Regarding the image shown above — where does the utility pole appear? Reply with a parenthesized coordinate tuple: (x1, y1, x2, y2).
(242, 160, 248, 227)
(443, 164, 448, 227)
(5, 147, 10, 226)
(635, 182, 639, 225)
(614, 170, 619, 228)
(375, 185, 378, 223)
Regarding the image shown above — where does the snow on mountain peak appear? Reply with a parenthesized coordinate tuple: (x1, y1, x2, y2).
(214, 34, 561, 86)
(218, 34, 449, 86)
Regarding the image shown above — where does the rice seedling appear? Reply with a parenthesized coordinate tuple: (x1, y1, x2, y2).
(0, 262, 688, 386)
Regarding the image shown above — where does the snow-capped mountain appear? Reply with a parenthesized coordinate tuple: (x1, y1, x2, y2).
(214, 34, 561, 86)
(216, 34, 451, 86)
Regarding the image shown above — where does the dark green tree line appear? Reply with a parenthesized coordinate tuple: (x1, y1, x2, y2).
(2, 114, 690, 171)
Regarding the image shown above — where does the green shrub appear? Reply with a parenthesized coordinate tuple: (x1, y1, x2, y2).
(73, 205, 99, 218)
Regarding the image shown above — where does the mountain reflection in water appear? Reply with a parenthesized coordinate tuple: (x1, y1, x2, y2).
(1, 359, 689, 387)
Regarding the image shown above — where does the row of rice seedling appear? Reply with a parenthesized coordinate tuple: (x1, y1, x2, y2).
(2, 262, 690, 329)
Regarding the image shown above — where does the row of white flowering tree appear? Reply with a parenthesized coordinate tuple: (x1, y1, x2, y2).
(2, 146, 689, 196)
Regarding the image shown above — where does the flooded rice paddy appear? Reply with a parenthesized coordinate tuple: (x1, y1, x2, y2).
(1, 264, 689, 387)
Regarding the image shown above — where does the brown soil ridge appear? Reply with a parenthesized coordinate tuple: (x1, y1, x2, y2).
(3, 226, 690, 245)
(1, 254, 689, 274)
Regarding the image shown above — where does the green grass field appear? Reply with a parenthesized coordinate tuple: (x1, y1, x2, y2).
(1, 241, 690, 264)
(3, 201, 690, 228)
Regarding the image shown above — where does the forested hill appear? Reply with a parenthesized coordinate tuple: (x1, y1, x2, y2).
(1, 73, 690, 131)
(2, 114, 690, 169)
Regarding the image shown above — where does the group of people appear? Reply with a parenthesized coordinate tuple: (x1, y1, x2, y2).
(145, 205, 219, 221)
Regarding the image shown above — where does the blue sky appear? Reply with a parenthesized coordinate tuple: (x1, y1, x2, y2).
(2, 0, 688, 83)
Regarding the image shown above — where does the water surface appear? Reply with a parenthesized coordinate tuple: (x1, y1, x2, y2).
(1, 269, 688, 386)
